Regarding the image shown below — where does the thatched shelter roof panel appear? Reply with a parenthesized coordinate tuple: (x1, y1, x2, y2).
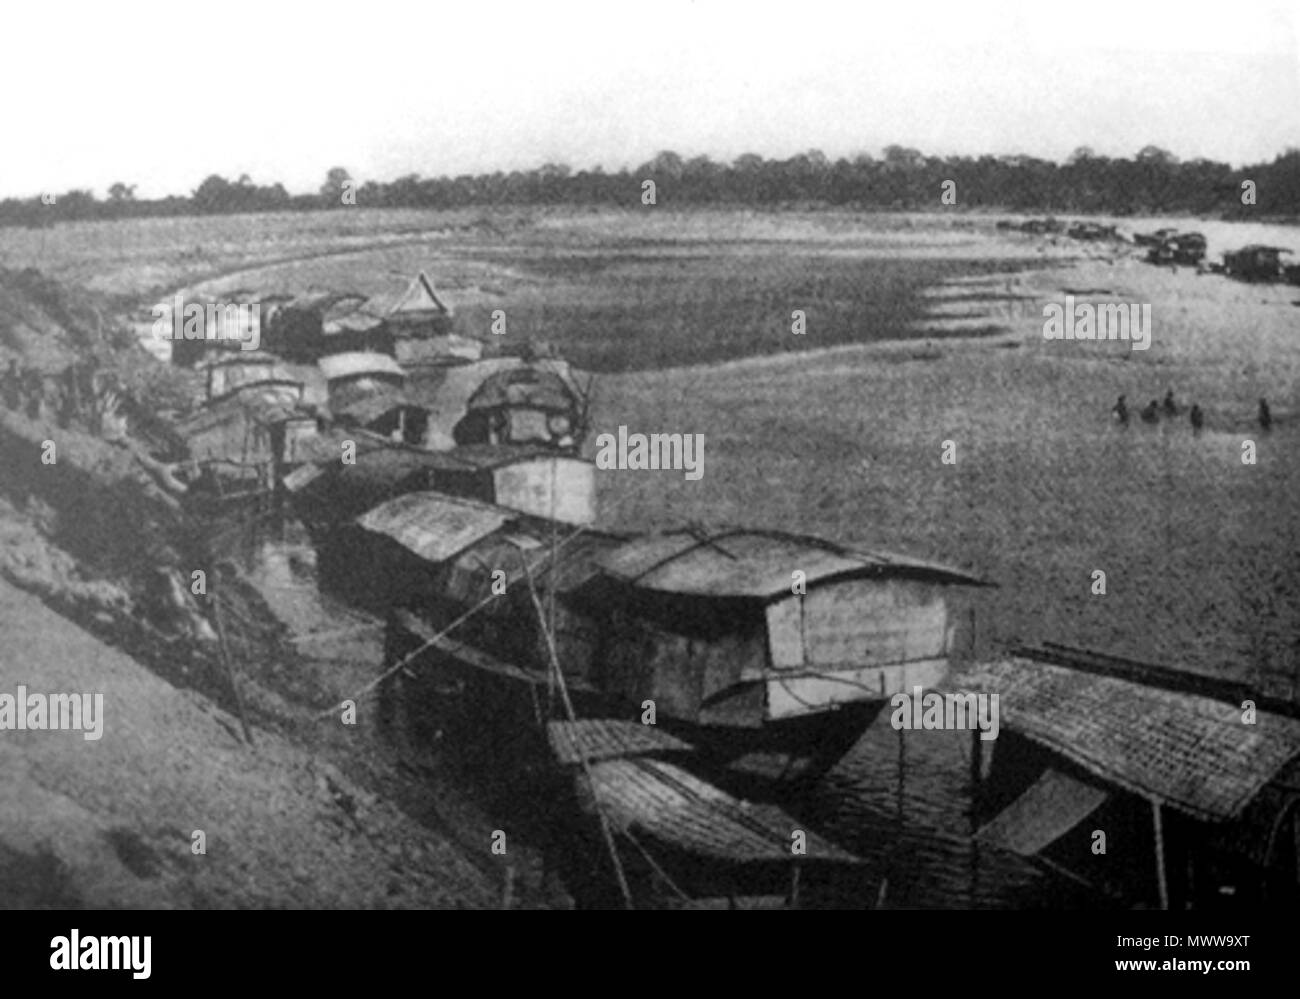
(961, 657, 1300, 821)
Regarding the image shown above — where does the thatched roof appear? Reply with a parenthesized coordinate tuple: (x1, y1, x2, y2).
(577, 755, 862, 865)
(960, 656, 1300, 822)
(595, 529, 984, 600)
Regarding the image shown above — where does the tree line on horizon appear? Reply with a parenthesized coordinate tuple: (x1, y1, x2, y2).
(4, 146, 1298, 228)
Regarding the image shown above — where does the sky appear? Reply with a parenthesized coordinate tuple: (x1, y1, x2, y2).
(2, 0, 1297, 199)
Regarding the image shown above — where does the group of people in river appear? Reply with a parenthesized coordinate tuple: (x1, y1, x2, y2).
(1111, 389, 1273, 434)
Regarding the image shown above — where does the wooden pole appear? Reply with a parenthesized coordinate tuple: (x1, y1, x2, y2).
(789, 861, 801, 910)
(521, 559, 634, 910)
(212, 584, 255, 747)
(547, 461, 558, 716)
(1151, 797, 1169, 910)
(897, 721, 906, 827)
(501, 864, 515, 910)
(969, 727, 983, 906)
(887, 717, 905, 905)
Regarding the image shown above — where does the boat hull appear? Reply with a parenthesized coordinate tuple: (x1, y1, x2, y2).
(382, 612, 885, 801)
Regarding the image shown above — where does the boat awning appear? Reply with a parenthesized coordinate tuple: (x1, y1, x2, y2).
(442, 528, 625, 606)
(595, 529, 984, 599)
(330, 385, 417, 426)
(322, 311, 386, 336)
(578, 756, 862, 865)
(319, 351, 406, 383)
(356, 491, 509, 563)
(977, 767, 1110, 856)
(467, 366, 577, 413)
(395, 334, 482, 365)
(961, 656, 1300, 822)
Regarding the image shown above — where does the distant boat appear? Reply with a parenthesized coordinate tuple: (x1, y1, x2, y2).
(1223, 245, 1294, 283)
(1133, 227, 1177, 247)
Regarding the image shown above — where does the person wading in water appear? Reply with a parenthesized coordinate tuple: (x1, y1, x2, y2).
(1112, 395, 1129, 426)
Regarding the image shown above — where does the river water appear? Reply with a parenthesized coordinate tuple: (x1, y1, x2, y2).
(808, 724, 1101, 909)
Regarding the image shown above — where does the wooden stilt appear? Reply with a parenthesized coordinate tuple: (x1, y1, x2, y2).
(885, 718, 905, 907)
(501, 864, 515, 910)
(897, 722, 906, 826)
(789, 861, 801, 910)
(1152, 797, 1169, 910)
(970, 727, 983, 905)
(212, 583, 255, 747)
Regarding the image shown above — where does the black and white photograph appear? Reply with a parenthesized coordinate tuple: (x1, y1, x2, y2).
(0, 0, 1296, 964)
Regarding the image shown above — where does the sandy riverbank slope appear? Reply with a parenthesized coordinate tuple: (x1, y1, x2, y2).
(0, 574, 497, 909)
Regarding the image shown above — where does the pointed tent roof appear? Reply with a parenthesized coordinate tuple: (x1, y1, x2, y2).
(389, 272, 451, 317)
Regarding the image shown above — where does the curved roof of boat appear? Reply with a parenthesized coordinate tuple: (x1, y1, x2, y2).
(323, 310, 387, 336)
(594, 529, 985, 599)
(329, 383, 418, 425)
(466, 365, 577, 413)
(272, 290, 370, 314)
(356, 490, 512, 563)
(319, 351, 406, 383)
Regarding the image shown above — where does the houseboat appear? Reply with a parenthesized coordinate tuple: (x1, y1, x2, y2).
(356, 496, 984, 799)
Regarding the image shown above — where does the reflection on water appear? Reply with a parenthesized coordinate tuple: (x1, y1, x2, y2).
(805, 723, 1104, 908)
